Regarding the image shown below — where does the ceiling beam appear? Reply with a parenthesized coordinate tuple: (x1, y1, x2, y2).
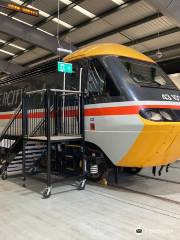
(7, 0, 35, 17)
(125, 27, 180, 46)
(76, 13, 162, 47)
(59, 0, 140, 38)
(0, 59, 26, 73)
(146, 0, 180, 28)
(3, 0, 84, 61)
(0, 14, 74, 53)
(5, 0, 135, 62)
(0, 0, 85, 52)
(145, 43, 180, 57)
(23, 53, 56, 67)
(35, 0, 86, 28)
(0, 0, 32, 49)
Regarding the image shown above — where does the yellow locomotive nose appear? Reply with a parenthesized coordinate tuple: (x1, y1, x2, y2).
(118, 117, 180, 168)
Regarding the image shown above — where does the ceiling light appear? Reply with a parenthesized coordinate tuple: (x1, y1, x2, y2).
(69, 27, 77, 32)
(111, 0, 124, 5)
(53, 18, 72, 29)
(0, 11, 8, 16)
(0, 49, 15, 56)
(91, 16, 100, 22)
(37, 28, 55, 36)
(59, 0, 95, 18)
(9, 43, 26, 50)
(74, 5, 95, 18)
(0, 39, 25, 50)
(10, 0, 23, 5)
(10, 1, 74, 30)
(11, 0, 50, 18)
(59, 0, 71, 4)
(0, 39, 6, 44)
(28, 6, 50, 18)
(11, 0, 73, 30)
(57, 48, 72, 54)
(11, 17, 33, 26)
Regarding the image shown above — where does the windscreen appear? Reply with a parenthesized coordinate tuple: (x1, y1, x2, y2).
(120, 59, 177, 90)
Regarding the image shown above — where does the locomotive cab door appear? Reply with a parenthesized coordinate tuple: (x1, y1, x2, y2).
(85, 58, 125, 104)
(59, 60, 88, 135)
(65, 59, 88, 93)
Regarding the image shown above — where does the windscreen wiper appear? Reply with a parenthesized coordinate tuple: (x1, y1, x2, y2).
(139, 84, 177, 90)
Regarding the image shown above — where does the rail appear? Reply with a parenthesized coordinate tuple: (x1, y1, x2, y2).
(23, 89, 84, 138)
(0, 104, 22, 141)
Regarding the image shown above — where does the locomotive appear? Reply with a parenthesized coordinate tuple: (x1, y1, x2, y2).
(0, 43, 180, 178)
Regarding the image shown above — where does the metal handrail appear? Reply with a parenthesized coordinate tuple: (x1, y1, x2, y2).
(26, 89, 47, 95)
(26, 88, 82, 95)
(29, 105, 54, 137)
(50, 89, 81, 94)
(0, 104, 22, 141)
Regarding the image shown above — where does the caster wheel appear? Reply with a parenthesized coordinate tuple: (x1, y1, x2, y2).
(29, 167, 37, 175)
(1, 171, 7, 180)
(78, 179, 86, 190)
(42, 187, 51, 199)
(22, 177, 26, 181)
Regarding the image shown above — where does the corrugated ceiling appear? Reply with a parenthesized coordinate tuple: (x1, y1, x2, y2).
(0, 0, 179, 75)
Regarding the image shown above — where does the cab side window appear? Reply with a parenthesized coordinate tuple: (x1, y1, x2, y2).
(66, 63, 81, 91)
(87, 60, 105, 96)
(65, 60, 88, 91)
(87, 59, 118, 98)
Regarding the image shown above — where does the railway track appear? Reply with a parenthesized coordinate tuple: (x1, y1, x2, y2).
(87, 184, 180, 220)
(114, 184, 180, 206)
(170, 166, 180, 170)
(137, 174, 180, 185)
(102, 170, 180, 206)
(87, 180, 180, 207)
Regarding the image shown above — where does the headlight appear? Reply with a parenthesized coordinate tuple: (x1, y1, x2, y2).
(160, 111, 173, 121)
(140, 109, 175, 122)
(145, 111, 163, 121)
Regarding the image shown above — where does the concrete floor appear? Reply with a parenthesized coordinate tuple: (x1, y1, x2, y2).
(0, 162, 180, 240)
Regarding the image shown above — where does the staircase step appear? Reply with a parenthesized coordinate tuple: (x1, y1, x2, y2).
(7, 142, 46, 175)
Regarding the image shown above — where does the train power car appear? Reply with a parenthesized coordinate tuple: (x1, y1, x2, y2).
(0, 43, 180, 180)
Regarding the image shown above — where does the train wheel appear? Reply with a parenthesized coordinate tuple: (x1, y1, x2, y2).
(123, 167, 142, 175)
(42, 187, 51, 199)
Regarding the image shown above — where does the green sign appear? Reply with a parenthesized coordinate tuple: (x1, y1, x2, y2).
(57, 61, 73, 74)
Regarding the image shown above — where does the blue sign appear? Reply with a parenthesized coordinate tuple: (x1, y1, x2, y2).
(57, 61, 73, 74)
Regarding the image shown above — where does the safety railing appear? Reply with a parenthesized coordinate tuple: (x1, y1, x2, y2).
(0, 105, 22, 150)
(23, 89, 84, 138)
(0, 104, 22, 140)
(22, 90, 47, 137)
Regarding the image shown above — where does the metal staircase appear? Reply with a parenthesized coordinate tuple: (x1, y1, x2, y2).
(0, 93, 47, 179)
(7, 142, 47, 176)
(21, 88, 85, 198)
(0, 105, 23, 179)
(0, 70, 86, 198)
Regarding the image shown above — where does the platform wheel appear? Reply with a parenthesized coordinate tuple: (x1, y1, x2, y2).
(29, 166, 37, 175)
(78, 179, 86, 190)
(42, 187, 52, 199)
(1, 170, 7, 180)
(123, 167, 142, 175)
